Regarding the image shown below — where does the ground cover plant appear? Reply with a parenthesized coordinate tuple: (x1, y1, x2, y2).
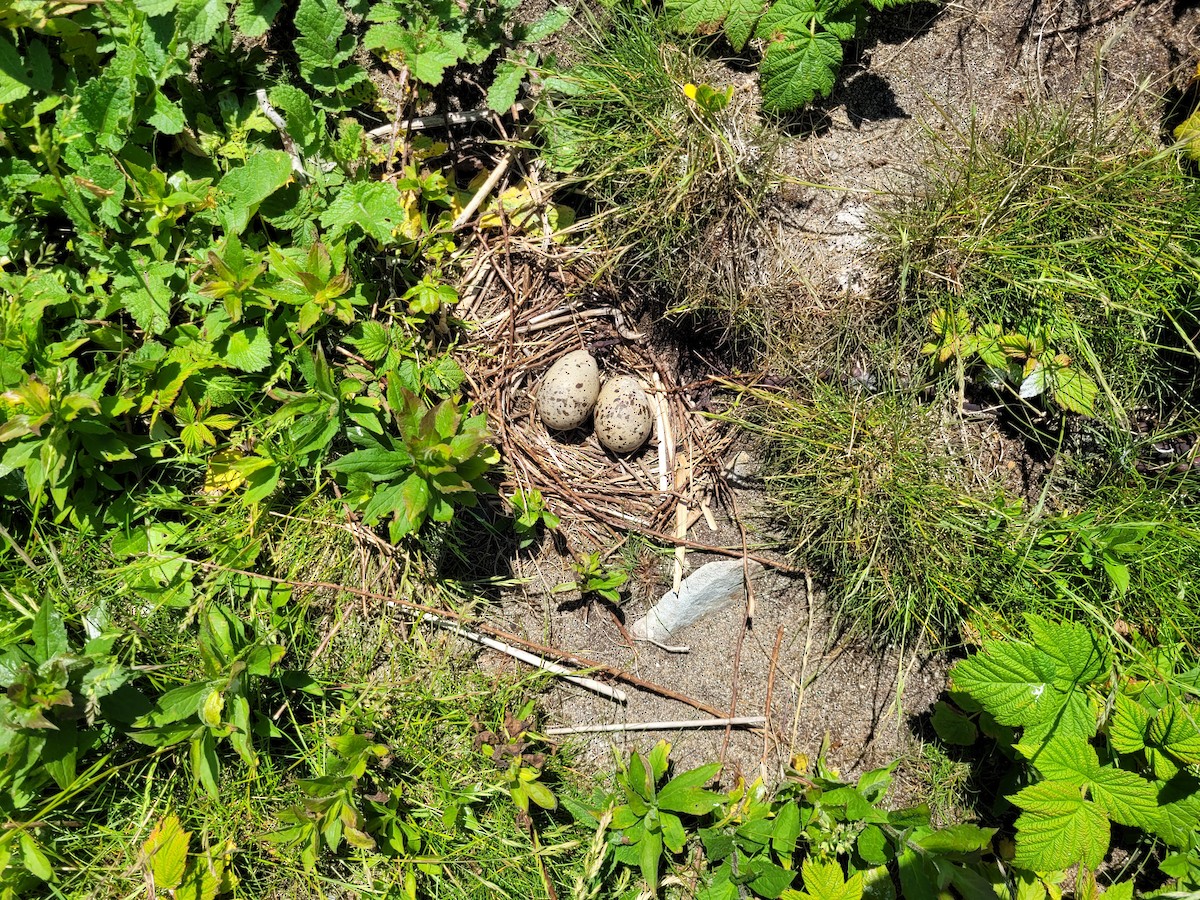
(665, 0, 920, 113)
(535, 3, 778, 342)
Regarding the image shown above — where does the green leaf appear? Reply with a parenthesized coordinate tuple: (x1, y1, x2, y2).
(1023, 615, 1109, 686)
(295, 0, 355, 76)
(147, 90, 186, 134)
(524, 5, 571, 43)
(1088, 765, 1161, 830)
(856, 824, 888, 865)
(1019, 732, 1097, 783)
(1052, 366, 1098, 416)
(931, 701, 978, 746)
(667, 0, 763, 51)
(772, 801, 801, 856)
(796, 857, 863, 900)
(328, 448, 414, 481)
(1010, 780, 1109, 871)
(757, 27, 842, 112)
(218, 151, 294, 235)
(639, 828, 663, 895)
(0, 34, 34, 104)
(175, 0, 231, 45)
(913, 824, 996, 855)
(950, 641, 1063, 728)
(192, 730, 220, 797)
(234, 0, 283, 37)
(487, 58, 525, 114)
(657, 762, 723, 814)
(33, 597, 69, 662)
(142, 815, 190, 891)
(78, 48, 139, 150)
(19, 833, 52, 881)
(747, 858, 796, 898)
(321, 182, 406, 244)
(1108, 692, 1150, 754)
(218, 327, 271, 373)
(1149, 702, 1200, 765)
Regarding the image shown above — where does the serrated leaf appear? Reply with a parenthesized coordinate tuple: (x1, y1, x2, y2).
(218, 327, 271, 373)
(487, 58, 525, 113)
(1108, 692, 1150, 754)
(295, 0, 354, 77)
(1024, 615, 1109, 687)
(234, 0, 282, 37)
(218, 151, 294, 235)
(147, 90, 186, 134)
(1010, 780, 1109, 871)
(667, 0, 762, 50)
(524, 5, 571, 43)
(142, 814, 190, 891)
(347, 321, 390, 361)
(321, 181, 406, 244)
(175, 0, 230, 45)
(1019, 733, 1097, 784)
(1052, 367, 1098, 416)
(78, 48, 139, 150)
(950, 641, 1062, 727)
(1149, 702, 1200, 765)
(797, 857, 863, 900)
(1088, 765, 1161, 830)
(757, 28, 842, 112)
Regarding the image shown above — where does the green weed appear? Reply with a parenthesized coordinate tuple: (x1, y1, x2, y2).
(880, 98, 1200, 432)
(535, 4, 777, 343)
(738, 381, 985, 639)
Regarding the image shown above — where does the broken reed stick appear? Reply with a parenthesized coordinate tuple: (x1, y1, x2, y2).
(366, 99, 533, 139)
(452, 147, 517, 230)
(416, 610, 628, 704)
(545, 716, 766, 736)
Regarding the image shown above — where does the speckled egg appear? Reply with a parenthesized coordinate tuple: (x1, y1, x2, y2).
(594, 375, 653, 453)
(538, 350, 601, 431)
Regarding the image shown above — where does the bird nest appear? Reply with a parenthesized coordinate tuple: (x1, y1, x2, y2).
(458, 247, 731, 548)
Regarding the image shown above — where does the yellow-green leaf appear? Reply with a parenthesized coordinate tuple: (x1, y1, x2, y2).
(142, 814, 190, 891)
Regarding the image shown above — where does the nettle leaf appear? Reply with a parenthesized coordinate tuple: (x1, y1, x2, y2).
(0, 34, 37, 104)
(1010, 780, 1109, 871)
(522, 5, 571, 43)
(295, 0, 362, 88)
(217, 326, 271, 372)
(757, 28, 842, 112)
(321, 182, 406, 244)
(78, 47, 141, 150)
(234, 0, 283, 37)
(365, 23, 466, 86)
(487, 58, 525, 114)
(175, 0, 231, 45)
(218, 151, 294, 235)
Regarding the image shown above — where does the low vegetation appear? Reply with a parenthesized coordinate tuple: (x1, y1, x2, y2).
(1, 0, 1198, 898)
